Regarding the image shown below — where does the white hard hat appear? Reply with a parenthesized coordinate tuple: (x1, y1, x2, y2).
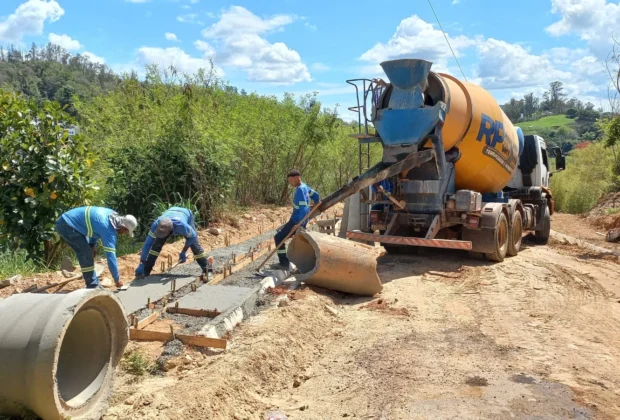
(121, 215, 138, 237)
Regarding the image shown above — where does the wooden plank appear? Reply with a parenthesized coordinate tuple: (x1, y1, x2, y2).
(177, 334, 227, 350)
(136, 311, 160, 329)
(129, 328, 173, 342)
(129, 328, 227, 349)
(166, 307, 220, 318)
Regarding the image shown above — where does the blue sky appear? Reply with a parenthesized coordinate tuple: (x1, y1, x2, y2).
(1, 0, 619, 119)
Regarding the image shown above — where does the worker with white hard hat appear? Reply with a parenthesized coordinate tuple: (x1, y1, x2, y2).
(56, 206, 137, 288)
(135, 206, 212, 278)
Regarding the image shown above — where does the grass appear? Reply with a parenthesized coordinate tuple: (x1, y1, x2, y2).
(122, 349, 154, 376)
(0, 249, 39, 279)
(606, 208, 620, 215)
(520, 115, 574, 133)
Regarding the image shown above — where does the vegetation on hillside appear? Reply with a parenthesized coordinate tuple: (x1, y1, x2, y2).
(501, 81, 604, 152)
(0, 43, 119, 116)
(550, 37, 620, 211)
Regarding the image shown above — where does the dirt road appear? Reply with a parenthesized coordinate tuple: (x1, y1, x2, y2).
(105, 235, 620, 420)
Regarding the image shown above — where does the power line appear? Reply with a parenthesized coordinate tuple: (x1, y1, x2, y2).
(426, 0, 468, 82)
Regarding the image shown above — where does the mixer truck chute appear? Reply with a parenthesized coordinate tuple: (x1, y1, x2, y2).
(319, 58, 566, 262)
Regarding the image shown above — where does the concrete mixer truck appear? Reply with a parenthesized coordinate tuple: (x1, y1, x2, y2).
(316, 58, 566, 262)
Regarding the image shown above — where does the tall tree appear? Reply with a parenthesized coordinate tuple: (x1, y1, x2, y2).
(523, 93, 538, 118)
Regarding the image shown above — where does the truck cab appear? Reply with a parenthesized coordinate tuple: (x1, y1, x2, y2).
(507, 134, 564, 191)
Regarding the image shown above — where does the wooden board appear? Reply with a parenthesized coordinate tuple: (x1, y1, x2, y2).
(136, 311, 160, 329)
(129, 328, 227, 349)
(166, 307, 220, 318)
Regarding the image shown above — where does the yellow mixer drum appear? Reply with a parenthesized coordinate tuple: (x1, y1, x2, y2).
(436, 73, 520, 193)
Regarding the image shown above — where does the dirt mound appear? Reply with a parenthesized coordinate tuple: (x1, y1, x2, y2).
(586, 192, 620, 230)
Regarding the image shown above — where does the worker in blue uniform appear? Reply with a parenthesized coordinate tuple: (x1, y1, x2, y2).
(271, 169, 320, 271)
(135, 206, 211, 277)
(371, 179, 394, 212)
(55, 206, 137, 288)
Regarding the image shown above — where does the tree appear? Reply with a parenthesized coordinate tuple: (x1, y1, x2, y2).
(523, 93, 538, 118)
(0, 91, 97, 264)
(548, 81, 567, 114)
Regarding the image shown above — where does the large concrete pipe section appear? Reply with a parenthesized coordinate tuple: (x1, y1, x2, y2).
(0, 289, 129, 420)
(288, 231, 383, 296)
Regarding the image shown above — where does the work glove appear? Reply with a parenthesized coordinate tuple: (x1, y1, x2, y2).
(179, 251, 187, 263)
(135, 263, 145, 277)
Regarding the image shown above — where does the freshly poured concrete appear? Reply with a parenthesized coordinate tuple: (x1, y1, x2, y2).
(0, 289, 128, 420)
(174, 284, 253, 313)
(116, 275, 195, 314)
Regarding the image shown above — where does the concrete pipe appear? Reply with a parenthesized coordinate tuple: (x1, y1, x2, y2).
(288, 231, 383, 296)
(0, 289, 129, 420)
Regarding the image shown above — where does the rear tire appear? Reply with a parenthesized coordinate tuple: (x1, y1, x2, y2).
(507, 211, 523, 257)
(486, 212, 509, 262)
(533, 205, 551, 245)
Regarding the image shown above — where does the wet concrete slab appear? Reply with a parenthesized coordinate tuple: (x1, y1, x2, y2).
(174, 284, 253, 313)
(116, 275, 195, 314)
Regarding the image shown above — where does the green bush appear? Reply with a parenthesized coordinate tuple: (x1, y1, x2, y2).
(551, 142, 614, 213)
(0, 90, 97, 265)
(122, 349, 153, 376)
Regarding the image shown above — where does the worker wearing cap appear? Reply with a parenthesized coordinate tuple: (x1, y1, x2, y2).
(55, 206, 137, 288)
(271, 170, 320, 271)
(135, 206, 210, 277)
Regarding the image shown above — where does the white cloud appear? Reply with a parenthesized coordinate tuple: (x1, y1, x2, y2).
(165, 32, 179, 41)
(200, 6, 310, 84)
(48, 33, 82, 50)
(136, 46, 222, 75)
(202, 6, 295, 38)
(473, 38, 572, 90)
(177, 13, 204, 25)
(304, 22, 317, 31)
(546, 0, 620, 57)
(82, 51, 105, 64)
(0, 0, 64, 43)
(194, 40, 215, 56)
(359, 15, 480, 68)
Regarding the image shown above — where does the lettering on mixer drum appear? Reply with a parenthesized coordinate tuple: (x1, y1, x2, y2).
(476, 113, 518, 173)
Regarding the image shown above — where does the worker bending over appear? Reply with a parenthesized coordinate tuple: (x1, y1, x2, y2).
(272, 170, 320, 271)
(56, 206, 137, 288)
(136, 206, 210, 277)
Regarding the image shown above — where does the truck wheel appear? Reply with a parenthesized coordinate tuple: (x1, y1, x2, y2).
(486, 212, 509, 262)
(507, 211, 523, 257)
(534, 205, 551, 245)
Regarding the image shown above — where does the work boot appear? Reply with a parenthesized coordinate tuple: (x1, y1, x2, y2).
(269, 262, 289, 271)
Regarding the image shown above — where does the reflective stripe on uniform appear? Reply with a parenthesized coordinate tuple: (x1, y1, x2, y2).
(81, 265, 95, 273)
(85, 206, 93, 237)
(103, 246, 116, 254)
(148, 231, 156, 239)
(149, 250, 160, 257)
(194, 252, 207, 259)
(277, 250, 287, 254)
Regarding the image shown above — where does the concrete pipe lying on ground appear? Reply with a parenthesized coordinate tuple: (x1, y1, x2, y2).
(288, 230, 383, 296)
(0, 289, 128, 420)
